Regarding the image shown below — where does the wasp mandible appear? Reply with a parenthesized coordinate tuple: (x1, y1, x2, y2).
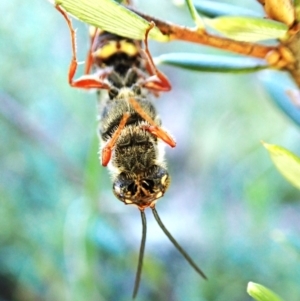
(56, 4, 206, 298)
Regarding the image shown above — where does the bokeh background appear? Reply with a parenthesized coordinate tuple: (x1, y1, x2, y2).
(1, 0, 300, 300)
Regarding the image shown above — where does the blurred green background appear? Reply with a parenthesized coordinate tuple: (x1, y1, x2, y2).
(1, 0, 300, 301)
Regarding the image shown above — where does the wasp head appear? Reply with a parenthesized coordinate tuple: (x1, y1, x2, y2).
(112, 165, 170, 210)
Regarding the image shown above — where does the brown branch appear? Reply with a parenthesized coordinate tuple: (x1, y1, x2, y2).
(129, 7, 276, 59)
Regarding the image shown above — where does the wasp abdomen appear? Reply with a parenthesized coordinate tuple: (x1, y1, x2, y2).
(99, 96, 159, 141)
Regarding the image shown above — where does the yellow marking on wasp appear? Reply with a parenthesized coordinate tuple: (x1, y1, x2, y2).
(161, 174, 168, 185)
(156, 192, 163, 199)
(94, 40, 138, 59)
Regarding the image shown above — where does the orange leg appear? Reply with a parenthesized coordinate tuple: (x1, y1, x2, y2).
(56, 5, 111, 90)
(128, 98, 176, 148)
(141, 22, 172, 92)
(84, 26, 99, 75)
(101, 113, 130, 166)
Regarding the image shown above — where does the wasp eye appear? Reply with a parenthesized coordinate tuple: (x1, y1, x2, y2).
(109, 87, 119, 99)
(141, 179, 154, 193)
(128, 182, 138, 194)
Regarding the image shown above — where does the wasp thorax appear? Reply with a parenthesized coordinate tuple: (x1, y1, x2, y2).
(113, 165, 170, 209)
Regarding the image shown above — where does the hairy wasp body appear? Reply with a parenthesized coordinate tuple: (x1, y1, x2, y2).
(56, 5, 206, 298)
(92, 30, 171, 209)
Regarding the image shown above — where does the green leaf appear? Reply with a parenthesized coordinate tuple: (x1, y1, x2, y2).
(262, 142, 300, 190)
(194, 0, 261, 18)
(259, 70, 300, 127)
(205, 16, 288, 42)
(185, 0, 205, 28)
(55, 0, 168, 41)
(247, 282, 284, 301)
(155, 53, 268, 72)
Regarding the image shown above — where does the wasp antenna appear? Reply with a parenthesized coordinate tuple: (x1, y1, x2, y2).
(132, 210, 147, 299)
(151, 207, 207, 280)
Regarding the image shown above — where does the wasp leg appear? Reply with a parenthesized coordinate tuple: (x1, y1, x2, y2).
(56, 5, 111, 90)
(101, 113, 130, 166)
(129, 98, 176, 147)
(84, 26, 99, 75)
(142, 125, 176, 147)
(141, 21, 172, 92)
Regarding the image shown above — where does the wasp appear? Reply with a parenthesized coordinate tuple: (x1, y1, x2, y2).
(56, 4, 206, 298)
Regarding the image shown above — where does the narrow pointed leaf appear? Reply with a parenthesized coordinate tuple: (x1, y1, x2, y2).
(259, 70, 300, 127)
(205, 16, 288, 41)
(247, 282, 284, 301)
(262, 142, 300, 190)
(55, 0, 168, 41)
(155, 53, 268, 73)
(194, 0, 261, 18)
(185, 0, 205, 28)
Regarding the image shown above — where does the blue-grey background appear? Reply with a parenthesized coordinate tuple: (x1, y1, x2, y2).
(1, 0, 300, 300)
